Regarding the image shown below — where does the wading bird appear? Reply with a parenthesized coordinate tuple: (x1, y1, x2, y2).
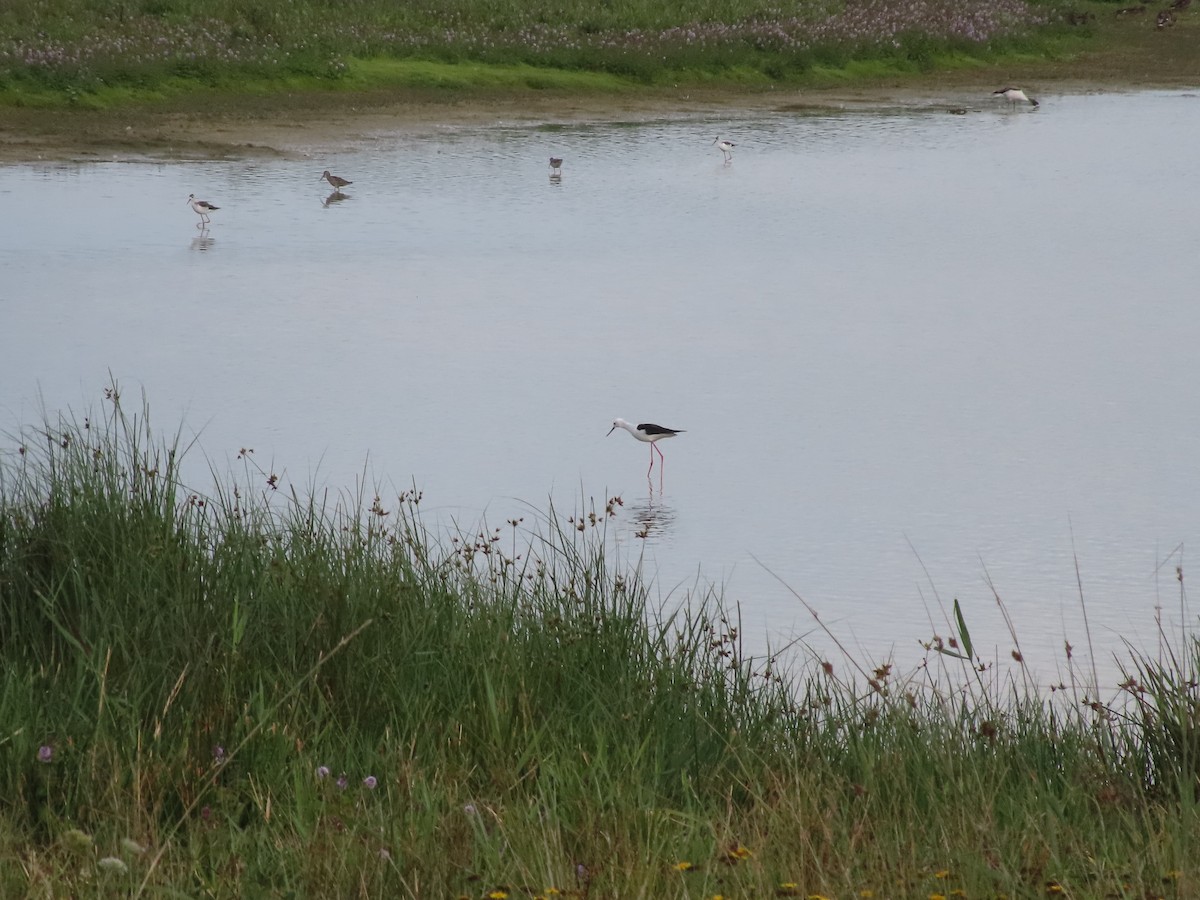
(607, 418, 685, 479)
(713, 137, 735, 163)
(549, 157, 563, 174)
(993, 87, 1040, 109)
(322, 170, 352, 190)
(187, 194, 219, 227)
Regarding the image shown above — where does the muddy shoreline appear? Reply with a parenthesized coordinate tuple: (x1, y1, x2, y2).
(1, 75, 1196, 164)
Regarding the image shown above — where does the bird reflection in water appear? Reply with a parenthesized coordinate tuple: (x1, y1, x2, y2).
(190, 234, 215, 252)
(322, 190, 349, 207)
(626, 494, 677, 543)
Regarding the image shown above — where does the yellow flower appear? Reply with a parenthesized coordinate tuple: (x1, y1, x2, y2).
(929, 894, 947, 900)
(935, 870, 950, 879)
(775, 885, 800, 897)
(1165, 870, 1182, 880)
(1046, 884, 1064, 895)
(487, 892, 509, 900)
(673, 861, 694, 872)
(860, 892, 876, 898)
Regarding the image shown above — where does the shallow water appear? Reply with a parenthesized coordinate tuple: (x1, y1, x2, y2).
(3, 89, 1199, 688)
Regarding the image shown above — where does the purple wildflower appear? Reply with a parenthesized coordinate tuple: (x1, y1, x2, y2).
(336, 774, 349, 791)
(363, 775, 378, 789)
(37, 745, 53, 763)
(316, 765, 331, 779)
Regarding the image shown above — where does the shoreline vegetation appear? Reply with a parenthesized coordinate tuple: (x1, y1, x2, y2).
(3, 0, 1199, 106)
(0, 0, 1197, 160)
(3, 392, 1199, 896)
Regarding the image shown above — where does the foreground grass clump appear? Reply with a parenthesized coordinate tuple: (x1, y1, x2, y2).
(2, 388, 1200, 897)
(0, 0, 1059, 105)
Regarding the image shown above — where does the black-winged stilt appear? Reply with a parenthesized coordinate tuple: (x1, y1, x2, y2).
(322, 170, 352, 190)
(713, 137, 735, 163)
(608, 418, 685, 478)
(187, 194, 219, 227)
(992, 87, 1039, 109)
(549, 157, 563, 174)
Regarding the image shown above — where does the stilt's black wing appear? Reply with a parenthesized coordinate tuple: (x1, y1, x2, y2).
(637, 423, 684, 436)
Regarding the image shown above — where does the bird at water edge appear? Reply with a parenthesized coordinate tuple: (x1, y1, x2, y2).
(549, 157, 563, 174)
(322, 170, 352, 190)
(187, 194, 219, 227)
(713, 137, 735, 163)
(607, 419, 685, 479)
(993, 87, 1039, 109)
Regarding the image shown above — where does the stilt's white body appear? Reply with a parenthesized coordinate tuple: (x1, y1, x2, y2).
(607, 418, 685, 480)
(993, 87, 1039, 109)
(187, 194, 219, 226)
(713, 137, 735, 162)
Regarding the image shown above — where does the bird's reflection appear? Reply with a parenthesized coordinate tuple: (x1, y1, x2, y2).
(626, 493, 677, 544)
(549, 172, 562, 186)
(190, 233, 215, 252)
(322, 190, 350, 207)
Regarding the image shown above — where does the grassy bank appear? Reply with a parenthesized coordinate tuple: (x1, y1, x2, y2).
(3, 389, 1200, 897)
(1, 0, 1196, 111)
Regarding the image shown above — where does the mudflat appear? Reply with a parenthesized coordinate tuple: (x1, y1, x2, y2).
(1, 51, 1197, 164)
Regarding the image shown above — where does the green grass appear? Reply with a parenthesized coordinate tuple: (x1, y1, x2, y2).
(1, 0, 1197, 111)
(343, 58, 636, 92)
(0, 61, 635, 111)
(3, 386, 1200, 896)
(2, 0, 1167, 110)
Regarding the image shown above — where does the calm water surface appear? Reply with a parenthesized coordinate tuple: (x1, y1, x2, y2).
(3, 90, 1199, 687)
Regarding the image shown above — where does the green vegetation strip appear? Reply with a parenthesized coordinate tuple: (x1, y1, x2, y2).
(3, 388, 1200, 896)
(5, 0, 1182, 109)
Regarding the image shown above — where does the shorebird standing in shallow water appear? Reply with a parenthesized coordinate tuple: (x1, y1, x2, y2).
(713, 137, 735, 163)
(549, 157, 563, 174)
(607, 418, 685, 482)
(993, 87, 1040, 109)
(187, 194, 219, 227)
(321, 170, 352, 190)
